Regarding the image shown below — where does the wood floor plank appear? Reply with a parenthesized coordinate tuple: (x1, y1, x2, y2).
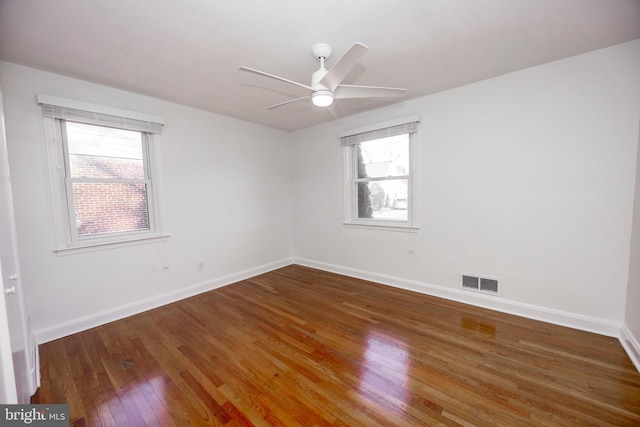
(32, 265, 640, 426)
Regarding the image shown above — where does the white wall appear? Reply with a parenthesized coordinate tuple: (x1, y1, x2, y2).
(293, 40, 640, 333)
(0, 62, 294, 341)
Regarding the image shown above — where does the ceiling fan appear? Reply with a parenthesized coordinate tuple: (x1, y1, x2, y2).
(239, 42, 407, 110)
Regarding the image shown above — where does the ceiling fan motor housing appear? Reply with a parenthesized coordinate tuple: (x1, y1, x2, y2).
(311, 43, 332, 61)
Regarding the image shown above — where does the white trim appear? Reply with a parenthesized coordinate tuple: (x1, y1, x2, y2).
(409, 129, 418, 227)
(37, 93, 164, 125)
(54, 234, 170, 256)
(339, 114, 421, 138)
(33, 257, 294, 343)
(342, 222, 419, 233)
(146, 133, 167, 238)
(620, 325, 640, 373)
(33, 343, 40, 389)
(43, 117, 70, 250)
(293, 257, 622, 337)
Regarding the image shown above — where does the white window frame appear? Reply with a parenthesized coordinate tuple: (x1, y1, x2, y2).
(342, 115, 420, 232)
(39, 94, 169, 255)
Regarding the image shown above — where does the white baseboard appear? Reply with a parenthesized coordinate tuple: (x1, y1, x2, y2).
(33, 257, 294, 344)
(620, 325, 640, 373)
(33, 342, 40, 389)
(31, 341, 39, 393)
(294, 257, 622, 338)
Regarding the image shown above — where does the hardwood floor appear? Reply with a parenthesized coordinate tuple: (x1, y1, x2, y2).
(32, 265, 640, 426)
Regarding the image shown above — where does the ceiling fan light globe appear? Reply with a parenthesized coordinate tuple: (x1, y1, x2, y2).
(312, 90, 334, 107)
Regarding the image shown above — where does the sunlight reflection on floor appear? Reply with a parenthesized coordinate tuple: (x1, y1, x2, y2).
(97, 375, 169, 425)
(358, 332, 410, 416)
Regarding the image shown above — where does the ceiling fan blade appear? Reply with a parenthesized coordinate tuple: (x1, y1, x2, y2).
(326, 100, 343, 119)
(319, 42, 369, 91)
(334, 84, 407, 99)
(239, 66, 314, 91)
(266, 96, 310, 110)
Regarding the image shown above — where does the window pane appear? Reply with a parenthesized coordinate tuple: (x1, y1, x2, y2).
(357, 134, 409, 179)
(66, 122, 144, 179)
(72, 182, 150, 237)
(357, 179, 408, 221)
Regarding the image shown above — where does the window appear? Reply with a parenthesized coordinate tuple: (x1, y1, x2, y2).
(64, 122, 152, 239)
(38, 94, 167, 254)
(342, 116, 419, 230)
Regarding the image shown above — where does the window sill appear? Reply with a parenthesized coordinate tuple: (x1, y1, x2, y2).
(343, 222, 419, 233)
(54, 234, 170, 256)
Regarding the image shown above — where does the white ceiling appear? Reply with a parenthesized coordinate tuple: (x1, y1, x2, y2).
(1, 0, 639, 132)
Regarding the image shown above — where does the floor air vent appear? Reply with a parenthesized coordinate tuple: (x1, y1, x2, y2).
(462, 274, 499, 294)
